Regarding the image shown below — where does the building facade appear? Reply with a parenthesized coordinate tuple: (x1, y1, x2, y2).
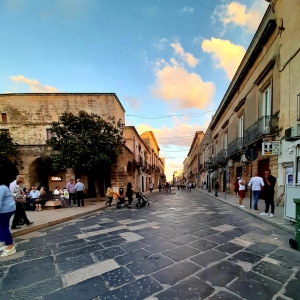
(196, 0, 300, 199)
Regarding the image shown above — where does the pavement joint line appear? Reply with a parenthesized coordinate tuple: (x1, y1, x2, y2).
(196, 189, 294, 233)
(11, 203, 116, 238)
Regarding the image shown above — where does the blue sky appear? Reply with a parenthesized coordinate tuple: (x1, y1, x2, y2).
(0, 0, 268, 180)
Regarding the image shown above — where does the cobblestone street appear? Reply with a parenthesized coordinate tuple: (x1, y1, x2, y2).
(1, 190, 300, 300)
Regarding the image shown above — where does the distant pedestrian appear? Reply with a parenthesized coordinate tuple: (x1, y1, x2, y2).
(203, 181, 207, 190)
(214, 179, 219, 197)
(233, 180, 239, 197)
(66, 179, 76, 206)
(188, 182, 192, 191)
(238, 175, 246, 208)
(105, 187, 113, 207)
(260, 170, 276, 218)
(149, 182, 154, 193)
(158, 184, 162, 192)
(126, 182, 135, 208)
(0, 175, 17, 257)
(75, 179, 85, 207)
(165, 182, 170, 193)
(248, 173, 264, 210)
(177, 184, 180, 190)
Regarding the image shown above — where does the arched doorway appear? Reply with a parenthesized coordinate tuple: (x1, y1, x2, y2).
(29, 157, 52, 191)
(0, 159, 19, 186)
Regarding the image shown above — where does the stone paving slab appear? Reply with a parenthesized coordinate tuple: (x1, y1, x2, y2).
(0, 190, 300, 300)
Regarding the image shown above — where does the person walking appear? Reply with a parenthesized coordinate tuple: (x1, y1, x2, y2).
(66, 179, 76, 206)
(105, 187, 113, 207)
(0, 175, 17, 257)
(158, 183, 162, 192)
(233, 180, 239, 198)
(11, 178, 33, 229)
(238, 175, 246, 208)
(214, 179, 220, 197)
(203, 181, 207, 190)
(149, 182, 154, 193)
(248, 173, 264, 210)
(126, 182, 135, 209)
(75, 179, 85, 207)
(260, 170, 277, 218)
(188, 182, 192, 191)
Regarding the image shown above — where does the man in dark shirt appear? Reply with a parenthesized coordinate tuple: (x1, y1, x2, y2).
(261, 170, 277, 218)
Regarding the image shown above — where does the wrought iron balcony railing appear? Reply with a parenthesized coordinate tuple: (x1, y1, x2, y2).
(156, 166, 160, 173)
(244, 115, 278, 147)
(136, 155, 143, 167)
(211, 156, 218, 166)
(227, 137, 244, 156)
(216, 149, 227, 163)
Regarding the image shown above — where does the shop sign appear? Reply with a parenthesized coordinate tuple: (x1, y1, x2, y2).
(51, 176, 63, 182)
(262, 141, 281, 155)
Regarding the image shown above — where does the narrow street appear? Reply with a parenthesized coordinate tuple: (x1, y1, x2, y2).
(1, 190, 300, 300)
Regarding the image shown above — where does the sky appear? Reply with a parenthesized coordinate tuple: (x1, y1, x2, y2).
(0, 0, 269, 181)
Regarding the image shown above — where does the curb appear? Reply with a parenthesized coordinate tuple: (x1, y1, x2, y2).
(196, 189, 294, 234)
(12, 204, 115, 238)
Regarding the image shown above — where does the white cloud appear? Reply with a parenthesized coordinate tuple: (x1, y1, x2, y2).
(181, 6, 194, 14)
(124, 96, 141, 112)
(151, 58, 215, 109)
(201, 38, 245, 79)
(170, 40, 199, 67)
(153, 38, 168, 51)
(193, 36, 204, 44)
(10, 75, 60, 92)
(214, 0, 268, 33)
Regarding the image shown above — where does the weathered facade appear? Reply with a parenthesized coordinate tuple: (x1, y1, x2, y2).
(0, 93, 125, 196)
(196, 0, 300, 199)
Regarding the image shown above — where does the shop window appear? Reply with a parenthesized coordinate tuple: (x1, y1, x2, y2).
(1, 113, 7, 123)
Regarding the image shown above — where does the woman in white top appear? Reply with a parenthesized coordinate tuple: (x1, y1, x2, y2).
(238, 174, 246, 208)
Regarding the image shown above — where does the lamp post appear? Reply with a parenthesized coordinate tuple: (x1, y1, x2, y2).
(206, 160, 213, 193)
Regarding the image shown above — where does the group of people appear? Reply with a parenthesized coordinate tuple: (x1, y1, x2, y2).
(230, 170, 276, 217)
(106, 182, 136, 208)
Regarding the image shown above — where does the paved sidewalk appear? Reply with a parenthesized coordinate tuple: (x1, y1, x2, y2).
(197, 188, 295, 232)
(11, 190, 160, 238)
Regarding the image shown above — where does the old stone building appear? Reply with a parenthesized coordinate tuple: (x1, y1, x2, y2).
(0, 93, 125, 196)
(0, 92, 165, 196)
(195, 0, 300, 199)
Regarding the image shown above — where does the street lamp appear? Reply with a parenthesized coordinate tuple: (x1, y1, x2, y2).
(206, 160, 213, 193)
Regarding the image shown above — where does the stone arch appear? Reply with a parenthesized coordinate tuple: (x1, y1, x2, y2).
(28, 157, 52, 190)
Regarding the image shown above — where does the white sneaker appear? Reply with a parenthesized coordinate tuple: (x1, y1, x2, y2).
(269, 213, 274, 218)
(260, 212, 268, 216)
(0, 242, 6, 251)
(1, 246, 16, 257)
(239, 205, 246, 208)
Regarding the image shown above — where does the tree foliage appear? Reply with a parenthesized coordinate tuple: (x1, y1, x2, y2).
(46, 111, 124, 174)
(0, 130, 19, 163)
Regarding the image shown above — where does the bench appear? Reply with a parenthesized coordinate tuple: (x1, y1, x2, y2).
(42, 194, 62, 210)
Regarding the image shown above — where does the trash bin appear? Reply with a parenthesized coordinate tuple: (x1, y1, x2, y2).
(289, 198, 300, 251)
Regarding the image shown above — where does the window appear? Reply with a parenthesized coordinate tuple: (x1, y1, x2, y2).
(260, 86, 271, 118)
(238, 115, 244, 138)
(215, 142, 219, 155)
(224, 132, 228, 150)
(1, 113, 7, 123)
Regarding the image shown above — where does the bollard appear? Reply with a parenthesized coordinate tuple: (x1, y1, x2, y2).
(289, 198, 300, 251)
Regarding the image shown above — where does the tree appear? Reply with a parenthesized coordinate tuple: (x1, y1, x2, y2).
(46, 111, 124, 178)
(0, 130, 19, 164)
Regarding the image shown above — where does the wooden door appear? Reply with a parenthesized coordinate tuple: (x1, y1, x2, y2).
(258, 159, 269, 199)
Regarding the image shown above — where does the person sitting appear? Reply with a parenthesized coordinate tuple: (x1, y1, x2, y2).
(29, 186, 40, 212)
(24, 187, 31, 211)
(54, 186, 66, 208)
(35, 187, 47, 211)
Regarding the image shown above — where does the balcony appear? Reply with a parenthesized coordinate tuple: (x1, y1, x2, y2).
(136, 155, 143, 168)
(211, 156, 218, 166)
(244, 115, 278, 147)
(156, 166, 160, 173)
(227, 137, 244, 156)
(216, 149, 227, 163)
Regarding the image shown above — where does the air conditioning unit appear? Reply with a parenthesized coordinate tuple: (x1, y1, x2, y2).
(241, 154, 249, 163)
(285, 124, 300, 141)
